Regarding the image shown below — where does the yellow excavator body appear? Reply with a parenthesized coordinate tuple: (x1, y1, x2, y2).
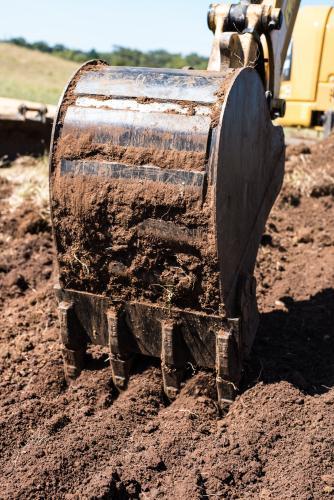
(279, 5, 334, 128)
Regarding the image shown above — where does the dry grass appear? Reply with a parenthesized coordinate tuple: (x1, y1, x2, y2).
(0, 155, 50, 213)
(285, 154, 334, 197)
(0, 43, 78, 104)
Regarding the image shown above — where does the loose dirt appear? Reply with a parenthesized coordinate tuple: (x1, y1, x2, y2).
(0, 135, 334, 499)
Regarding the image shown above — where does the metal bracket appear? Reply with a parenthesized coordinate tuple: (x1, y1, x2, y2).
(107, 308, 131, 391)
(18, 103, 48, 123)
(266, 91, 286, 119)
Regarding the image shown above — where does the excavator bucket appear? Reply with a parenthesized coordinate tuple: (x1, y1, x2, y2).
(49, 61, 284, 405)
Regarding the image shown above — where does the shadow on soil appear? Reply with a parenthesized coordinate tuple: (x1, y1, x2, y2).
(243, 288, 334, 395)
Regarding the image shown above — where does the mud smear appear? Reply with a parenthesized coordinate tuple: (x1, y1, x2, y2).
(52, 172, 220, 312)
(57, 134, 208, 172)
(50, 63, 228, 314)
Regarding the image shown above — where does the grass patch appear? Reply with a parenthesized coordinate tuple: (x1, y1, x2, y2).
(0, 43, 78, 104)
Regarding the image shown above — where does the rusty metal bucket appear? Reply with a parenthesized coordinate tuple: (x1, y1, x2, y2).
(49, 61, 284, 405)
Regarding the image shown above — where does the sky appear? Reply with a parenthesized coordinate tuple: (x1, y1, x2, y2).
(1, 0, 333, 57)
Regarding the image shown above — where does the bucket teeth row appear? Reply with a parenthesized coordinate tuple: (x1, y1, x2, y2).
(57, 297, 244, 406)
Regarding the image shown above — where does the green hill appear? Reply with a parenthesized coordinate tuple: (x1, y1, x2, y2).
(0, 43, 78, 104)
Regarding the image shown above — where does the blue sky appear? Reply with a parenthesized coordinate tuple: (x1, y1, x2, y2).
(1, 0, 333, 57)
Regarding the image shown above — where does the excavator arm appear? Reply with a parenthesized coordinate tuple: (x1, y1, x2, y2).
(269, 0, 301, 95)
(207, 0, 300, 117)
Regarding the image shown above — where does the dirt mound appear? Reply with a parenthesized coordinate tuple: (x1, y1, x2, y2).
(0, 134, 334, 499)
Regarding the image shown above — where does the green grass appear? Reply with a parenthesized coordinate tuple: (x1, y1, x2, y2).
(0, 43, 79, 104)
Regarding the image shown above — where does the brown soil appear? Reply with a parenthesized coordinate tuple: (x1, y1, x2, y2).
(1, 134, 334, 499)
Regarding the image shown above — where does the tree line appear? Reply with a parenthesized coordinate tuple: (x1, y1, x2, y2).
(5, 37, 208, 69)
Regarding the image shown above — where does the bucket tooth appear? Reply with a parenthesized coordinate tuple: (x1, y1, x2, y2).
(61, 347, 86, 380)
(107, 308, 131, 391)
(216, 320, 240, 407)
(58, 301, 86, 380)
(161, 320, 183, 400)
